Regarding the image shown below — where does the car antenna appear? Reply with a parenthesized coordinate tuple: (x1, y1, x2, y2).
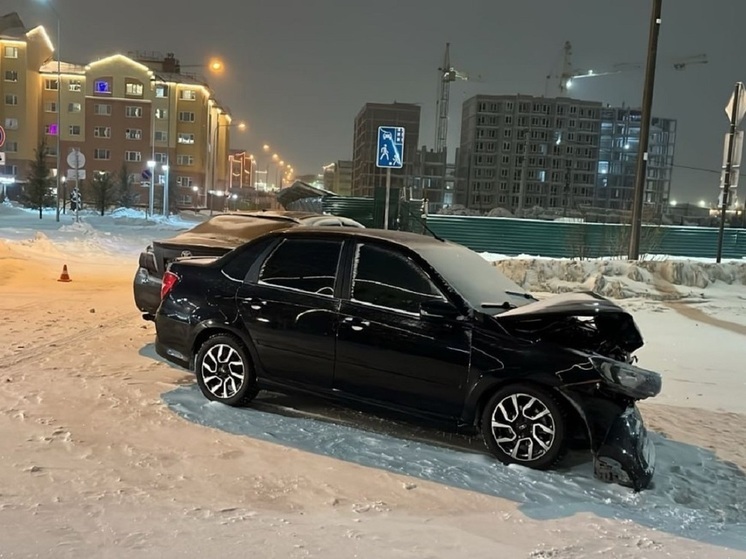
(402, 204, 445, 242)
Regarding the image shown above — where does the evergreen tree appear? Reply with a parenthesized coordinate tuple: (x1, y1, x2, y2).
(117, 163, 136, 208)
(165, 173, 180, 215)
(87, 171, 117, 216)
(24, 141, 54, 219)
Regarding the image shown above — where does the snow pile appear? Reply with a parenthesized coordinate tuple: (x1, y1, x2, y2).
(0, 204, 203, 256)
(488, 256, 746, 300)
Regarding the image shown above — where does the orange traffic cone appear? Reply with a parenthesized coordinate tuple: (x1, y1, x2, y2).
(57, 264, 72, 282)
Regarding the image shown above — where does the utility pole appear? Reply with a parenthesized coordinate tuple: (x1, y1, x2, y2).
(628, 0, 663, 260)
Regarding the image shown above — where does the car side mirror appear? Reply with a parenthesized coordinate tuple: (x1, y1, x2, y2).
(420, 299, 461, 321)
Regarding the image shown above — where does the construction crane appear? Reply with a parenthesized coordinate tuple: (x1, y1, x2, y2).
(545, 40, 708, 96)
(435, 43, 470, 153)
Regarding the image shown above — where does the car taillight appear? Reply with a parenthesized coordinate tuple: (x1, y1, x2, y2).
(161, 271, 179, 299)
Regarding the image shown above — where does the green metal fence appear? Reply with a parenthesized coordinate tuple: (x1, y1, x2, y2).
(424, 215, 746, 260)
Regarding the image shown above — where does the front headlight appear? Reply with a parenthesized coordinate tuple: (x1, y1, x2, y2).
(590, 356, 662, 400)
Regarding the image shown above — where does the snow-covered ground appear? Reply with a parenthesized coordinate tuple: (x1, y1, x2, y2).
(1, 202, 746, 558)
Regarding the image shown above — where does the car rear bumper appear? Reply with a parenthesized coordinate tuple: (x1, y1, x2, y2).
(594, 404, 655, 491)
(133, 267, 162, 319)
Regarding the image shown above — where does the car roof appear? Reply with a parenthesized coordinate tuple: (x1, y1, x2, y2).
(274, 226, 447, 249)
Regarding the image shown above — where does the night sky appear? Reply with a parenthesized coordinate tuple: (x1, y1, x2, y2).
(8, 0, 745, 203)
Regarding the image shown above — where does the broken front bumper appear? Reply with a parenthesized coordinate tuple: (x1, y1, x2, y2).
(594, 404, 655, 491)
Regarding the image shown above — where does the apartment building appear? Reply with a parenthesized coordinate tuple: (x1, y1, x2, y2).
(456, 94, 677, 215)
(0, 13, 232, 209)
(595, 106, 676, 213)
(456, 94, 602, 213)
(322, 160, 353, 196)
(0, 12, 52, 188)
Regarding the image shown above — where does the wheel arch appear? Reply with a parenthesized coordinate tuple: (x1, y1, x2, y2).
(466, 378, 588, 447)
(189, 321, 259, 372)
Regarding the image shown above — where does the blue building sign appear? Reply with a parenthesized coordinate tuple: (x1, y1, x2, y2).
(376, 126, 405, 169)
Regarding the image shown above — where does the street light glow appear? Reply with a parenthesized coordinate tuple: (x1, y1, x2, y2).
(209, 58, 224, 73)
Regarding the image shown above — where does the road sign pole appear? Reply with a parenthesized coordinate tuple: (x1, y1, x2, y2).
(717, 82, 744, 263)
(384, 168, 391, 230)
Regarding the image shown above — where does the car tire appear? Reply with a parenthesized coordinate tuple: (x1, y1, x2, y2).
(195, 334, 259, 407)
(481, 383, 566, 470)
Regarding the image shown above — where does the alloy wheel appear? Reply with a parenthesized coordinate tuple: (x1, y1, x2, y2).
(200, 343, 246, 400)
(489, 392, 556, 462)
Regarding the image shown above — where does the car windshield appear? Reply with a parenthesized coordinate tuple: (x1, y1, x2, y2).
(416, 242, 534, 315)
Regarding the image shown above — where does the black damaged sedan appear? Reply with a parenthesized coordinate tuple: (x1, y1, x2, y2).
(155, 228, 661, 490)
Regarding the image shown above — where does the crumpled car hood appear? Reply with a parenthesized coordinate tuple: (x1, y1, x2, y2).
(493, 291, 644, 354)
(496, 291, 629, 319)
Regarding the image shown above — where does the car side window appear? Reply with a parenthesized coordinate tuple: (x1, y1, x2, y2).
(221, 237, 275, 281)
(258, 239, 342, 296)
(352, 243, 445, 314)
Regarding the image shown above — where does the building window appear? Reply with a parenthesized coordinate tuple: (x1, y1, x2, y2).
(178, 133, 195, 144)
(155, 84, 169, 98)
(44, 101, 57, 112)
(154, 152, 168, 163)
(6, 141, 18, 152)
(125, 82, 144, 97)
(126, 106, 143, 118)
(4, 70, 18, 82)
(4, 46, 18, 59)
(180, 89, 197, 101)
(125, 151, 142, 162)
(94, 103, 112, 116)
(4, 118, 18, 130)
(155, 130, 168, 142)
(94, 79, 111, 94)
(125, 128, 143, 140)
(68, 80, 82, 92)
(178, 111, 195, 122)
(45, 79, 59, 90)
(68, 102, 82, 113)
(44, 123, 57, 135)
(94, 126, 111, 138)
(5, 94, 18, 105)
(177, 176, 193, 187)
(94, 149, 111, 160)
(155, 108, 168, 119)
(69, 125, 81, 136)
(176, 154, 194, 166)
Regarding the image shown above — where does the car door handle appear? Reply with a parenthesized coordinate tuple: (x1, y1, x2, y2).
(343, 317, 369, 329)
(240, 297, 267, 310)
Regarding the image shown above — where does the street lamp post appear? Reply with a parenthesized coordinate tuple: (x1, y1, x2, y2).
(191, 185, 199, 209)
(37, 0, 62, 222)
(147, 160, 156, 217)
(162, 163, 169, 216)
(61, 176, 66, 214)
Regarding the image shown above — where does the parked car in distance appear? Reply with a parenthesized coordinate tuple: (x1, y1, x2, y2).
(133, 211, 363, 319)
(154, 228, 661, 490)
